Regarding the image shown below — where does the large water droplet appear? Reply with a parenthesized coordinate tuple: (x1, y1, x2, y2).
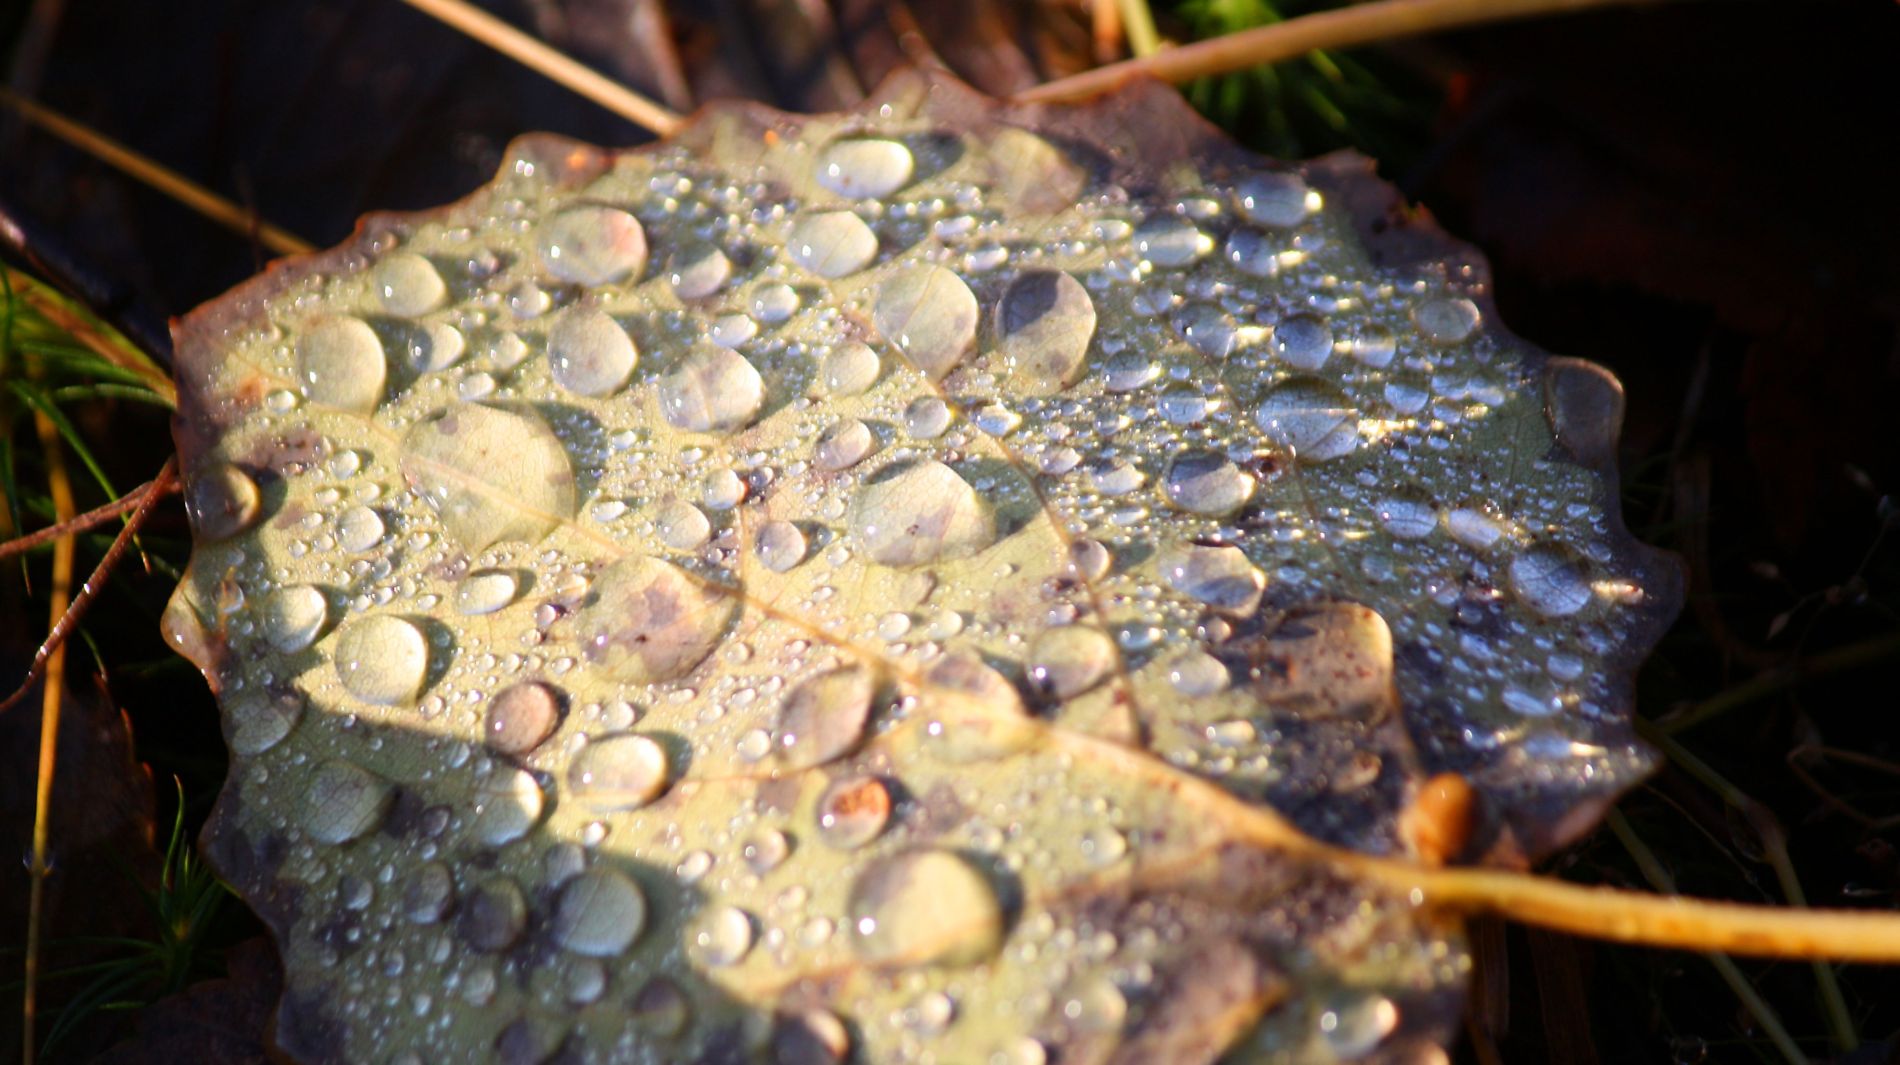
(848, 849, 1003, 967)
(1133, 216, 1212, 266)
(403, 861, 455, 924)
(302, 760, 392, 844)
(817, 138, 915, 199)
(1271, 314, 1334, 370)
(551, 868, 647, 956)
(874, 265, 978, 379)
(297, 316, 386, 412)
(658, 345, 764, 433)
(1162, 450, 1255, 516)
(455, 570, 520, 614)
(849, 461, 996, 567)
(755, 520, 807, 573)
(1028, 626, 1116, 699)
(485, 681, 561, 755)
(260, 585, 328, 652)
(774, 1009, 852, 1065)
(686, 905, 755, 968)
(1175, 303, 1238, 358)
(816, 775, 890, 850)
(1377, 489, 1438, 539)
(1235, 171, 1312, 227)
(335, 504, 384, 552)
(547, 308, 636, 397)
(1256, 379, 1360, 461)
(537, 206, 649, 286)
(820, 343, 880, 395)
(1510, 542, 1594, 617)
(1413, 297, 1481, 344)
(655, 500, 712, 550)
(333, 614, 429, 705)
(669, 245, 732, 300)
(773, 666, 875, 770)
(1158, 543, 1266, 617)
(569, 733, 671, 810)
(401, 403, 576, 550)
(186, 464, 260, 541)
(461, 877, 527, 951)
(814, 418, 875, 471)
(471, 766, 544, 846)
(787, 211, 878, 278)
(374, 252, 448, 317)
(997, 270, 1096, 394)
(228, 690, 304, 755)
(577, 556, 737, 684)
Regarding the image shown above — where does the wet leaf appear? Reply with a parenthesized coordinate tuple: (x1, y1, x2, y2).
(163, 72, 1678, 1064)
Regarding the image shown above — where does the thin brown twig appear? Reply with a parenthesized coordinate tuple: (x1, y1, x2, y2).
(21, 407, 76, 1065)
(0, 89, 314, 257)
(1017, 0, 1655, 103)
(0, 474, 175, 562)
(0, 457, 178, 719)
(398, 0, 683, 137)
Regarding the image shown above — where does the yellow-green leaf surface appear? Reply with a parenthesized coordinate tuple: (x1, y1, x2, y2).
(164, 71, 1679, 1064)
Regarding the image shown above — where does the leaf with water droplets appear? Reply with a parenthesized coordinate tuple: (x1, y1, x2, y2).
(164, 71, 1678, 1065)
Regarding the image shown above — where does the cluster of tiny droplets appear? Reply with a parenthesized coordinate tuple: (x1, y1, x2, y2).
(166, 80, 1654, 1064)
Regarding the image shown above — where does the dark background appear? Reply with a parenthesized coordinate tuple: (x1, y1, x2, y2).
(2, 1, 1897, 1061)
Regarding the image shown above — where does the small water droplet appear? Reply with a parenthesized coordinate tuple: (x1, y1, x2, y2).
(1377, 489, 1438, 539)
(1168, 651, 1230, 696)
(402, 861, 454, 924)
(1066, 538, 1112, 581)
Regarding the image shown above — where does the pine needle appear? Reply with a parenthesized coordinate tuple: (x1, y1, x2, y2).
(397, 0, 683, 138)
(0, 90, 313, 258)
(1018, 0, 1656, 103)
